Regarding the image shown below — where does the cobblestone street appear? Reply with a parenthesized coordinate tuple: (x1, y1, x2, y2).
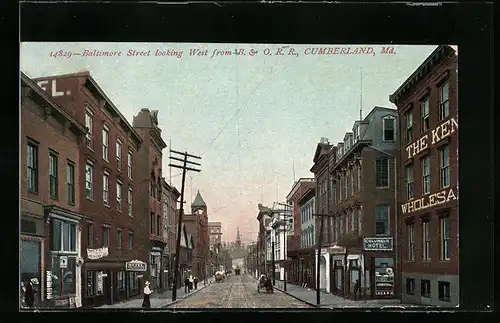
(168, 275, 313, 308)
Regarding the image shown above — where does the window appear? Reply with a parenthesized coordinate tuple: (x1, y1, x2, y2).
(128, 232, 133, 249)
(127, 151, 133, 179)
(50, 218, 77, 252)
(102, 127, 109, 161)
(156, 214, 161, 236)
(421, 97, 430, 132)
(439, 81, 449, 121)
(344, 172, 348, 197)
(85, 110, 93, 148)
(49, 255, 76, 297)
(116, 229, 122, 249)
(87, 223, 94, 248)
(406, 165, 414, 200)
(357, 208, 362, 236)
(375, 205, 389, 235)
(116, 182, 122, 211)
(49, 153, 58, 199)
(102, 227, 110, 247)
(421, 279, 431, 298)
(116, 140, 122, 171)
(350, 210, 355, 232)
(117, 272, 126, 291)
(339, 176, 343, 201)
(150, 212, 155, 235)
(375, 158, 389, 188)
(332, 181, 337, 204)
(406, 278, 415, 295)
(350, 170, 354, 196)
(383, 116, 395, 141)
(408, 223, 415, 261)
(103, 173, 109, 205)
(405, 110, 413, 144)
(67, 163, 75, 204)
(438, 281, 451, 302)
(439, 146, 450, 188)
(422, 220, 431, 260)
(441, 215, 451, 260)
(85, 163, 93, 200)
(357, 164, 362, 191)
(128, 188, 133, 216)
(27, 143, 38, 192)
(422, 156, 431, 194)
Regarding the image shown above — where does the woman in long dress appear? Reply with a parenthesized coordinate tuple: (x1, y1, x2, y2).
(142, 281, 153, 308)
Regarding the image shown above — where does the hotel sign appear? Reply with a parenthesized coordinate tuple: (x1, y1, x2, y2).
(363, 237, 393, 251)
(401, 187, 457, 215)
(125, 260, 147, 272)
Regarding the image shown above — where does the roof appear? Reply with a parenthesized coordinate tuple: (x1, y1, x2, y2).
(191, 190, 206, 207)
(31, 71, 143, 148)
(389, 45, 456, 105)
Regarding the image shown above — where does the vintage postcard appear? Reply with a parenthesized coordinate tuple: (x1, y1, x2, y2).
(20, 42, 458, 309)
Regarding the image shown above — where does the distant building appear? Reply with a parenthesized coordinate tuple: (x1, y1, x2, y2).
(208, 222, 223, 247)
(390, 45, 458, 306)
(229, 228, 247, 269)
(161, 179, 180, 290)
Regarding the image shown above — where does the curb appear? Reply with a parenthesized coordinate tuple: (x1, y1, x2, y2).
(161, 283, 210, 308)
(249, 276, 321, 309)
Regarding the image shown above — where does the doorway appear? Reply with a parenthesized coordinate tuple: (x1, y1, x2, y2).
(103, 271, 111, 305)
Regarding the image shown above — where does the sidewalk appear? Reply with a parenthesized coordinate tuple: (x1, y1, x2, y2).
(97, 281, 209, 309)
(253, 276, 410, 309)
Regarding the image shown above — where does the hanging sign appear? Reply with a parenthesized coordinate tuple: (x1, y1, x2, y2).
(126, 259, 147, 272)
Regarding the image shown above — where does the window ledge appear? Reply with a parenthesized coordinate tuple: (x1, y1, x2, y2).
(104, 204, 110, 208)
(28, 190, 39, 195)
(86, 197, 94, 201)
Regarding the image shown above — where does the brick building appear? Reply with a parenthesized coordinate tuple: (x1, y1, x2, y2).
(256, 203, 272, 274)
(390, 45, 458, 306)
(328, 106, 399, 300)
(32, 71, 144, 307)
(20, 72, 87, 308)
(310, 137, 334, 292)
(285, 178, 316, 288)
(183, 191, 209, 281)
(161, 179, 180, 290)
(132, 109, 167, 290)
(208, 222, 223, 247)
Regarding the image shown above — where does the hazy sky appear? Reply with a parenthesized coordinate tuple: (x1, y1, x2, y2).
(20, 42, 438, 244)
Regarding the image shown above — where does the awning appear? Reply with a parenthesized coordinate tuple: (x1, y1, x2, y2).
(84, 262, 126, 271)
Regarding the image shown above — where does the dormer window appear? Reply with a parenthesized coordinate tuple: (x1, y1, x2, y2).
(382, 116, 396, 141)
(354, 126, 359, 142)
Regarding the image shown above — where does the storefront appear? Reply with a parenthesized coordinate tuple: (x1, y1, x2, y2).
(331, 255, 344, 296)
(44, 209, 83, 309)
(363, 237, 396, 299)
(21, 234, 43, 308)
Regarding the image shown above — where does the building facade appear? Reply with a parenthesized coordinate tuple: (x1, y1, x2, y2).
(256, 204, 272, 274)
(208, 222, 223, 247)
(21, 72, 87, 308)
(328, 106, 399, 300)
(310, 137, 334, 292)
(33, 72, 144, 307)
(132, 108, 167, 291)
(390, 45, 458, 306)
(161, 180, 180, 290)
(285, 178, 316, 288)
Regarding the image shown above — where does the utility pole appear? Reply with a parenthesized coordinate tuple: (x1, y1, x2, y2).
(271, 241, 276, 285)
(278, 202, 291, 292)
(313, 213, 335, 306)
(169, 149, 201, 302)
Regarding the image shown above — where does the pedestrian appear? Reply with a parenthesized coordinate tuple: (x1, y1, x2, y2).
(353, 279, 361, 300)
(188, 275, 194, 291)
(142, 281, 153, 308)
(193, 276, 198, 289)
(184, 276, 190, 293)
(23, 280, 35, 308)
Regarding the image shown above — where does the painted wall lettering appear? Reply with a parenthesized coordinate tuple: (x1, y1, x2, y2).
(400, 187, 457, 215)
(405, 117, 458, 160)
(36, 79, 70, 97)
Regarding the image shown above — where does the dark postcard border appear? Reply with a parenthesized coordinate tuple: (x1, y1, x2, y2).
(13, 0, 494, 314)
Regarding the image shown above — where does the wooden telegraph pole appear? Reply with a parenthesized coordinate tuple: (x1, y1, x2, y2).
(169, 149, 201, 301)
(313, 213, 335, 306)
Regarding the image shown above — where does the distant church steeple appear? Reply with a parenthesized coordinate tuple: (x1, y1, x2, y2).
(236, 227, 241, 248)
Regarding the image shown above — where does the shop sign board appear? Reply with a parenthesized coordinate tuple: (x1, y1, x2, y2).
(363, 237, 393, 251)
(126, 259, 147, 272)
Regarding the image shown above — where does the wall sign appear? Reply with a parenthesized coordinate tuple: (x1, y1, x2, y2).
(87, 247, 109, 260)
(401, 187, 457, 215)
(405, 117, 458, 160)
(36, 79, 71, 97)
(126, 260, 147, 272)
(363, 237, 393, 251)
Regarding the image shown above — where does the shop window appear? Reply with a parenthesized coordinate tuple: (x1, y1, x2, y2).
(374, 258, 395, 296)
(20, 238, 41, 305)
(406, 278, 415, 295)
(421, 279, 431, 298)
(50, 218, 76, 252)
(86, 271, 98, 297)
(129, 272, 139, 290)
(117, 271, 126, 291)
(438, 281, 451, 302)
(49, 255, 76, 297)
